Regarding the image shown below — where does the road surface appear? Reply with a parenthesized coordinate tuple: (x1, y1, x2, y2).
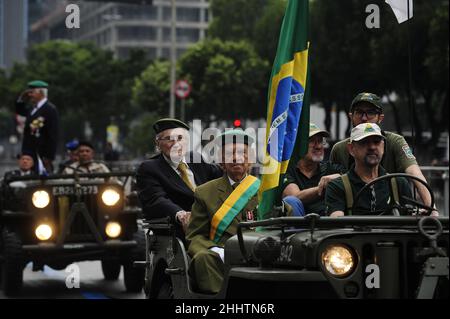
(0, 261, 145, 299)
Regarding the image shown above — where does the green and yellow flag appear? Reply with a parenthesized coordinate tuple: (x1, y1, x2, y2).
(258, 0, 311, 219)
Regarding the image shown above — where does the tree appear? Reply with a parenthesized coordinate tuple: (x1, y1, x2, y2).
(209, 0, 286, 62)
(309, 0, 449, 154)
(6, 41, 150, 149)
(253, 0, 287, 63)
(123, 112, 160, 158)
(310, 0, 379, 137)
(178, 39, 270, 121)
(209, 0, 269, 42)
(132, 39, 270, 122)
(131, 60, 171, 116)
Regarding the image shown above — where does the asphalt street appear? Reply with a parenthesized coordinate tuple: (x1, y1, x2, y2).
(0, 261, 145, 299)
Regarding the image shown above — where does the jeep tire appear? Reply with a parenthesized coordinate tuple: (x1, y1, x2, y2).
(123, 230, 145, 292)
(101, 260, 121, 280)
(0, 230, 24, 296)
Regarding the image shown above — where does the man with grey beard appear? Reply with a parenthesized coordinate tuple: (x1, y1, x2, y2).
(325, 123, 413, 217)
(282, 123, 345, 216)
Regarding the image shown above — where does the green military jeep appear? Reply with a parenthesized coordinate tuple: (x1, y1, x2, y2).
(0, 171, 145, 296)
(141, 173, 448, 299)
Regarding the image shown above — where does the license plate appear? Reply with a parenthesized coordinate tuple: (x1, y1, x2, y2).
(63, 244, 84, 249)
(52, 185, 98, 196)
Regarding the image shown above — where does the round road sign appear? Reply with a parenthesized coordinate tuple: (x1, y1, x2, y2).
(175, 80, 191, 99)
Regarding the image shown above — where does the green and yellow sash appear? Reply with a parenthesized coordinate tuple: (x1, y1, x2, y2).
(210, 175, 260, 244)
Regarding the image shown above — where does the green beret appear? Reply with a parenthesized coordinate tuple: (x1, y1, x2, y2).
(350, 92, 383, 112)
(153, 118, 189, 134)
(28, 80, 49, 88)
(216, 129, 254, 146)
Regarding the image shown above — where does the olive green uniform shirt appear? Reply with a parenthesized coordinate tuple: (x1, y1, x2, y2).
(281, 162, 346, 215)
(325, 166, 412, 215)
(329, 131, 417, 173)
(186, 175, 258, 256)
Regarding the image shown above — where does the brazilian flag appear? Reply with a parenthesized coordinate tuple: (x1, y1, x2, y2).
(258, 0, 310, 219)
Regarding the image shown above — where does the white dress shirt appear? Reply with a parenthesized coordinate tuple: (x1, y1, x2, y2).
(31, 98, 47, 116)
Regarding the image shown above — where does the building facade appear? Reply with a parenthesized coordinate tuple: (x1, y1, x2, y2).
(30, 0, 210, 60)
(0, 0, 28, 70)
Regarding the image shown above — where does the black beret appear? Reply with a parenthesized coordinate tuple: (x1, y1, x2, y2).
(153, 118, 189, 134)
(77, 141, 95, 150)
(17, 150, 35, 159)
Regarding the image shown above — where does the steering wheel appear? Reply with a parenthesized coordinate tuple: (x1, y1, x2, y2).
(352, 173, 435, 216)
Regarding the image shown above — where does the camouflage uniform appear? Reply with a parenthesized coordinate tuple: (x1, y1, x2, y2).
(62, 161, 110, 174)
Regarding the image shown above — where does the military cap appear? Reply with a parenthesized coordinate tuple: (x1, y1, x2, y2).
(153, 118, 190, 134)
(350, 123, 385, 143)
(215, 129, 255, 146)
(350, 92, 383, 112)
(309, 123, 330, 138)
(77, 140, 95, 150)
(27, 80, 49, 89)
(16, 150, 35, 159)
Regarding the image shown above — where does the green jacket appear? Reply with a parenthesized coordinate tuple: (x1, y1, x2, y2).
(330, 131, 417, 173)
(186, 175, 258, 257)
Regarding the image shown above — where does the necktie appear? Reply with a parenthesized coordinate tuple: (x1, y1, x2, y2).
(177, 162, 195, 191)
(232, 182, 240, 190)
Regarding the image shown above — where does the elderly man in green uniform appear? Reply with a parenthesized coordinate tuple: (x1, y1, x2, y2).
(329, 92, 436, 213)
(281, 123, 345, 216)
(326, 123, 413, 217)
(186, 130, 260, 294)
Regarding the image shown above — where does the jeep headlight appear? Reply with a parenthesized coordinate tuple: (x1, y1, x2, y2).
(105, 222, 121, 238)
(35, 224, 52, 241)
(32, 190, 50, 208)
(321, 245, 356, 277)
(101, 188, 120, 206)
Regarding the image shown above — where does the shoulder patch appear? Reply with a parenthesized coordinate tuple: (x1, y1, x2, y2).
(402, 144, 415, 159)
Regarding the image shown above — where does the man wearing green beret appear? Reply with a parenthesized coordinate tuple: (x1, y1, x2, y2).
(329, 92, 437, 214)
(15, 80, 59, 174)
(185, 130, 261, 294)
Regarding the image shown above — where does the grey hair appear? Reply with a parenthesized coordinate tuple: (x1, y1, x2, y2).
(39, 88, 48, 98)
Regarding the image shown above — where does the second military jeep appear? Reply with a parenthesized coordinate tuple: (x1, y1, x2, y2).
(141, 174, 449, 299)
(0, 171, 145, 296)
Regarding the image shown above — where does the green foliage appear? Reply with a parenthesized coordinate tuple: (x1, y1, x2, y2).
(309, 0, 449, 148)
(209, 0, 286, 62)
(5, 41, 150, 151)
(254, 0, 287, 63)
(178, 39, 270, 120)
(131, 60, 171, 115)
(123, 112, 159, 158)
(209, 0, 268, 41)
(0, 108, 14, 138)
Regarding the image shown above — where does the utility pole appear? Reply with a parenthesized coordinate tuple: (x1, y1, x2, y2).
(169, 0, 176, 118)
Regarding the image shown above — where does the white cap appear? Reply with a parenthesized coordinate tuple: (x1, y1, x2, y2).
(350, 123, 385, 143)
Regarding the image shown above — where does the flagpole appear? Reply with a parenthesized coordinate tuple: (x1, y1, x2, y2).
(406, 0, 415, 152)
